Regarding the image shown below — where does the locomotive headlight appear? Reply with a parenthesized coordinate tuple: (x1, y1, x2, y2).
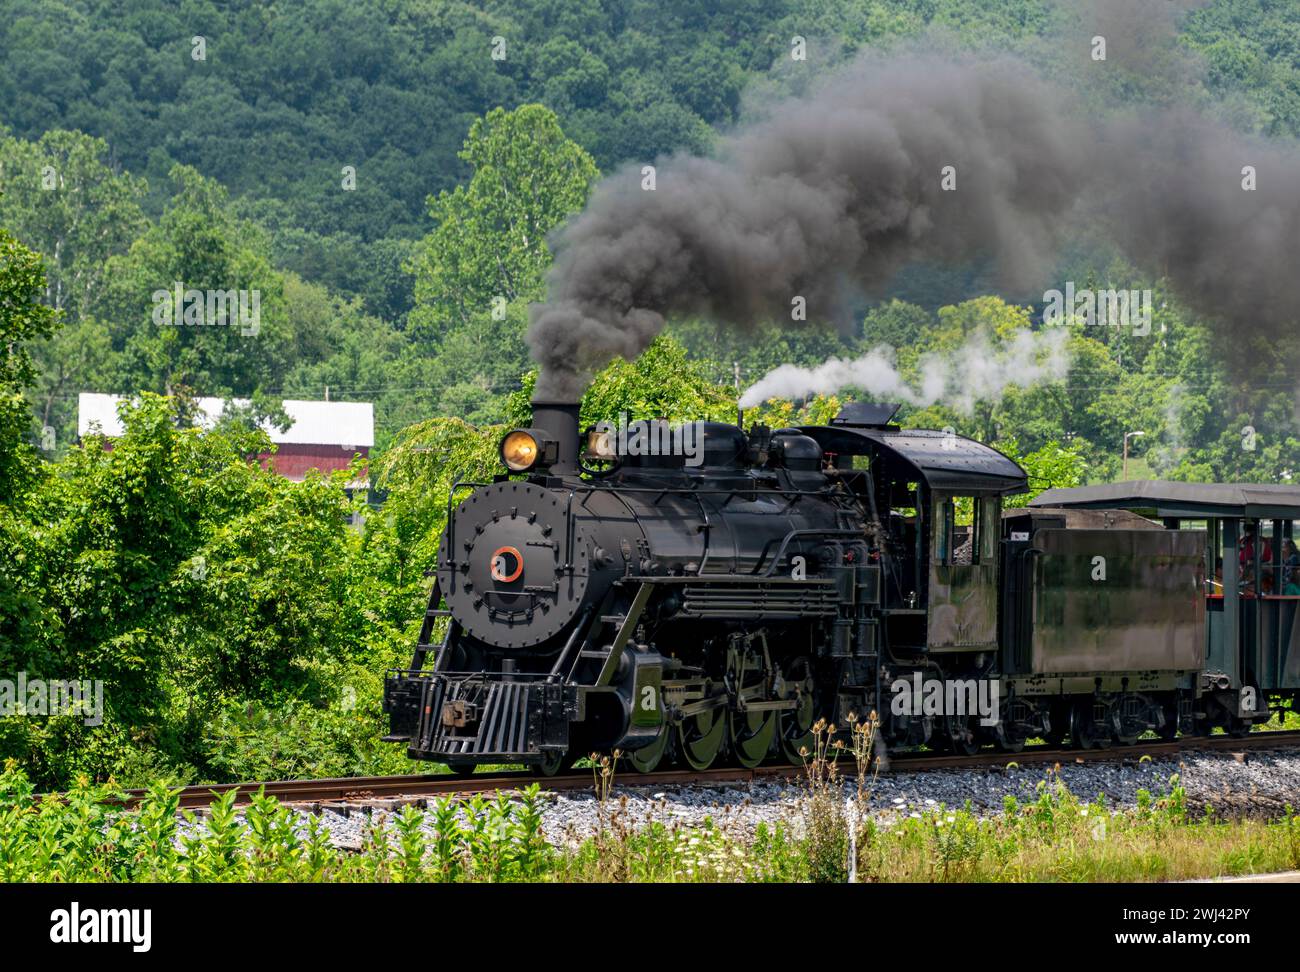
(500, 430, 541, 471)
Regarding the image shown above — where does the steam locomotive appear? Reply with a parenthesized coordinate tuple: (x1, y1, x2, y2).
(382, 401, 1297, 774)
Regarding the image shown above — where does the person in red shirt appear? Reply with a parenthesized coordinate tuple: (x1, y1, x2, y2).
(1239, 525, 1275, 595)
(1240, 525, 1273, 568)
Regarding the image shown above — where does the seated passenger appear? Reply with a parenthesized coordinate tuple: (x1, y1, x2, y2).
(1240, 526, 1274, 569)
(1283, 540, 1300, 594)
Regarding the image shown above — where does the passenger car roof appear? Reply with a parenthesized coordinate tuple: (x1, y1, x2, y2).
(1029, 480, 1300, 519)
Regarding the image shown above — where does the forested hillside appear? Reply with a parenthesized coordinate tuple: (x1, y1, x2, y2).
(1, 0, 1296, 465)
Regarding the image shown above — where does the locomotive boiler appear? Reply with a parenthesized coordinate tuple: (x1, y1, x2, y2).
(383, 400, 1296, 774)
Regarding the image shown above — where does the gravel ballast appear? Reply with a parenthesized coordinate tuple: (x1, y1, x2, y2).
(240, 748, 1300, 851)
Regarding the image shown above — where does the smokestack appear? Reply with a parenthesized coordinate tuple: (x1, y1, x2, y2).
(530, 401, 580, 475)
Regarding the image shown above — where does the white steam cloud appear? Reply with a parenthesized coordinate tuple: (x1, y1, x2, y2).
(738, 327, 1070, 413)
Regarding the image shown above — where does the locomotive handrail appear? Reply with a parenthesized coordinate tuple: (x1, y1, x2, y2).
(445, 478, 495, 567)
(563, 489, 576, 569)
(442, 478, 843, 571)
(545, 482, 842, 500)
(548, 606, 592, 682)
(557, 481, 853, 575)
(753, 528, 865, 578)
(621, 574, 837, 585)
(695, 491, 713, 573)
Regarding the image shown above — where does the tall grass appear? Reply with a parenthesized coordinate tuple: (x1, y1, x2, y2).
(4, 756, 1300, 883)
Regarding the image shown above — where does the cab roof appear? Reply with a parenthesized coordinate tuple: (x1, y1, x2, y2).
(795, 423, 1028, 495)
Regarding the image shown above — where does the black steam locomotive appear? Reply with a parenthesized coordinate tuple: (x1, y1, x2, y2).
(383, 401, 1298, 774)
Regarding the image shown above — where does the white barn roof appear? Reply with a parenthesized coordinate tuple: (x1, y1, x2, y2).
(77, 393, 375, 449)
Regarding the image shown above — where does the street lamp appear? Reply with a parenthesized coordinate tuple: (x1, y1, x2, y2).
(1122, 430, 1146, 480)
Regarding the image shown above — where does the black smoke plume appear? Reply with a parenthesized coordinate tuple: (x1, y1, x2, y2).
(527, 50, 1300, 400)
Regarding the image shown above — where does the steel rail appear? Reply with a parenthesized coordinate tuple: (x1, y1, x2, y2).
(83, 729, 1300, 811)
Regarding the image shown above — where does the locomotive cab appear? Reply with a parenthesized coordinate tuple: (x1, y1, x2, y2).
(793, 407, 1027, 660)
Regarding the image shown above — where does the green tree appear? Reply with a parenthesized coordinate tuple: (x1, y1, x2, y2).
(0, 129, 148, 318)
(0, 130, 131, 447)
(0, 392, 401, 787)
(0, 226, 58, 491)
(94, 165, 288, 400)
(408, 105, 598, 339)
(998, 437, 1088, 507)
(403, 105, 599, 418)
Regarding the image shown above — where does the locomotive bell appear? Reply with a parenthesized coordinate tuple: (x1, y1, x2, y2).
(586, 426, 617, 461)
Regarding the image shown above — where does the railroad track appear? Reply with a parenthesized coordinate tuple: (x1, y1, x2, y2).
(105, 729, 1300, 811)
